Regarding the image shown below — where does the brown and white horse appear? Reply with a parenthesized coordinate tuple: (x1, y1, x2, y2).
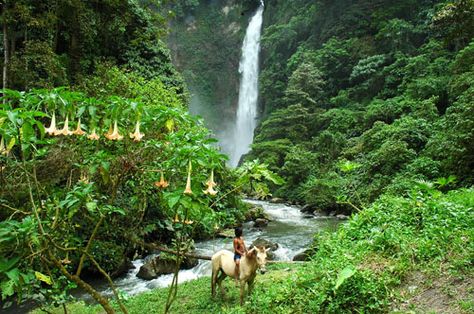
(211, 246, 269, 305)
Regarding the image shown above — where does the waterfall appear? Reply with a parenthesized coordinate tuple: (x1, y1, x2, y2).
(230, 1, 264, 167)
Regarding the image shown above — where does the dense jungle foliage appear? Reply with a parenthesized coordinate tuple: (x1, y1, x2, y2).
(1, 0, 473, 313)
(244, 0, 474, 214)
(0, 1, 280, 312)
(29, 184, 474, 313)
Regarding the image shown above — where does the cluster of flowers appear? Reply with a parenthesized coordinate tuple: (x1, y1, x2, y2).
(45, 113, 144, 142)
(154, 164, 219, 225)
(154, 166, 218, 196)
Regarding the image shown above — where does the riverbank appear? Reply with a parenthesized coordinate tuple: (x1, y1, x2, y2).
(31, 262, 302, 314)
(31, 187, 473, 313)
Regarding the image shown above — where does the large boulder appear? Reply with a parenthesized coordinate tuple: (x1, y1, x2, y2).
(251, 237, 278, 260)
(253, 218, 269, 228)
(136, 254, 198, 280)
(110, 257, 134, 278)
(245, 204, 271, 222)
(301, 204, 315, 214)
(293, 249, 314, 261)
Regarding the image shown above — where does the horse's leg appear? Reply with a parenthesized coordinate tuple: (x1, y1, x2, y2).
(211, 263, 220, 297)
(247, 276, 255, 295)
(217, 271, 227, 297)
(211, 268, 216, 297)
(240, 280, 245, 306)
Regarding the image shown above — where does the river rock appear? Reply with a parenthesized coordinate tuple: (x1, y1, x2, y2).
(136, 254, 198, 280)
(253, 218, 269, 228)
(269, 197, 284, 204)
(245, 204, 267, 222)
(293, 248, 314, 261)
(301, 204, 315, 213)
(110, 257, 134, 278)
(251, 237, 278, 260)
(336, 214, 349, 220)
(216, 228, 235, 238)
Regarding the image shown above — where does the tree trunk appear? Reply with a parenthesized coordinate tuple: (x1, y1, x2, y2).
(3, 13, 9, 89)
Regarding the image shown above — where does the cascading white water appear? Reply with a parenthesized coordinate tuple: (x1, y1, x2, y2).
(230, 1, 264, 167)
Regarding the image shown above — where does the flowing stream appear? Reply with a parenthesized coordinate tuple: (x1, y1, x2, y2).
(229, 1, 264, 167)
(79, 200, 341, 301)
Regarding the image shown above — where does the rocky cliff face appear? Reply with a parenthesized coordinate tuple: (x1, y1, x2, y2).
(167, 1, 258, 136)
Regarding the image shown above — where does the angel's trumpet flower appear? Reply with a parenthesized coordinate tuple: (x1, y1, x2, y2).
(72, 119, 86, 136)
(105, 120, 123, 141)
(45, 112, 57, 136)
(203, 169, 217, 195)
(0, 137, 8, 156)
(203, 185, 217, 196)
(87, 128, 100, 140)
(154, 171, 169, 188)
(172, 213, 180, 223)
(129, 121, 144, 142)
(55, 116, 73, 136)
(183, 161, 193, 195)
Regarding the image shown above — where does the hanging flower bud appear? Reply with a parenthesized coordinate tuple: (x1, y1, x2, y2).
(129, 121, 144, 142)
(87, 128, 100, 140)
(72, 119, 86, 136)
(154, 171, 169, 188)
(105, 123, 113, 137)
(184, 219, 194, 225)
(206, 169, 217, 187)
(105, 120, 123, 141)
(183, 160, 193, 195)
(172, 213, 180, 223)
(0, 137, 8, 156)
(45, 112, 58, 136)
(203, 169, 217, 195)
(55, 115, 73, 136)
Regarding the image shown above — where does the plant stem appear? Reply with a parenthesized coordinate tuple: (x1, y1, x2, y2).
(76, 215, 104, 277)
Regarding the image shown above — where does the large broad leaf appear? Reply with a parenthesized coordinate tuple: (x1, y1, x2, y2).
(1, 279, 15, 299)
(166, 193, 181, 209)
(35, 271, 52, 285)
(0, 257, 20, 273)
(334, 266, 356, 291)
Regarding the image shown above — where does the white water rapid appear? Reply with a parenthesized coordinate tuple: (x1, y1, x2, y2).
(230, 1, 264, 167)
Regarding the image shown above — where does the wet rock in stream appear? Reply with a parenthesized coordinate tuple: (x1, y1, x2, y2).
(251, 237, 278, 260)
(136, 254, 198, 280)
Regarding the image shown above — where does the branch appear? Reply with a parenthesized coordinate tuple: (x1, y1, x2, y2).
(76, 215, 104, 277)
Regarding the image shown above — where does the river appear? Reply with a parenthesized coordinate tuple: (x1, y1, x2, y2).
(79, 200, 341, 301)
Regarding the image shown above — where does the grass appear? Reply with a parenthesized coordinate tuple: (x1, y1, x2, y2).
(31, 263, 304, 314)
(32, 187, 474, 314)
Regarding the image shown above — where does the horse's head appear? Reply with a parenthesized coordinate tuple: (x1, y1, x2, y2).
(248, 246, 270, 274)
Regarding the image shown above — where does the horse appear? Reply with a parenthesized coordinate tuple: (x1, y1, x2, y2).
(211, 246, 269, 305)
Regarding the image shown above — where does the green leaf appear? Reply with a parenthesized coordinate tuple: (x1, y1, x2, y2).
(167, 194, 181, 209)
(334, 266, 356, 291)
(6, 268, 20, 281)
(1, 279, 15, 299)
(0, 257, 20, 273)
(35, 271, 52, 285)
(86, 202, 97, 212)
(165, 119, 174, 132)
